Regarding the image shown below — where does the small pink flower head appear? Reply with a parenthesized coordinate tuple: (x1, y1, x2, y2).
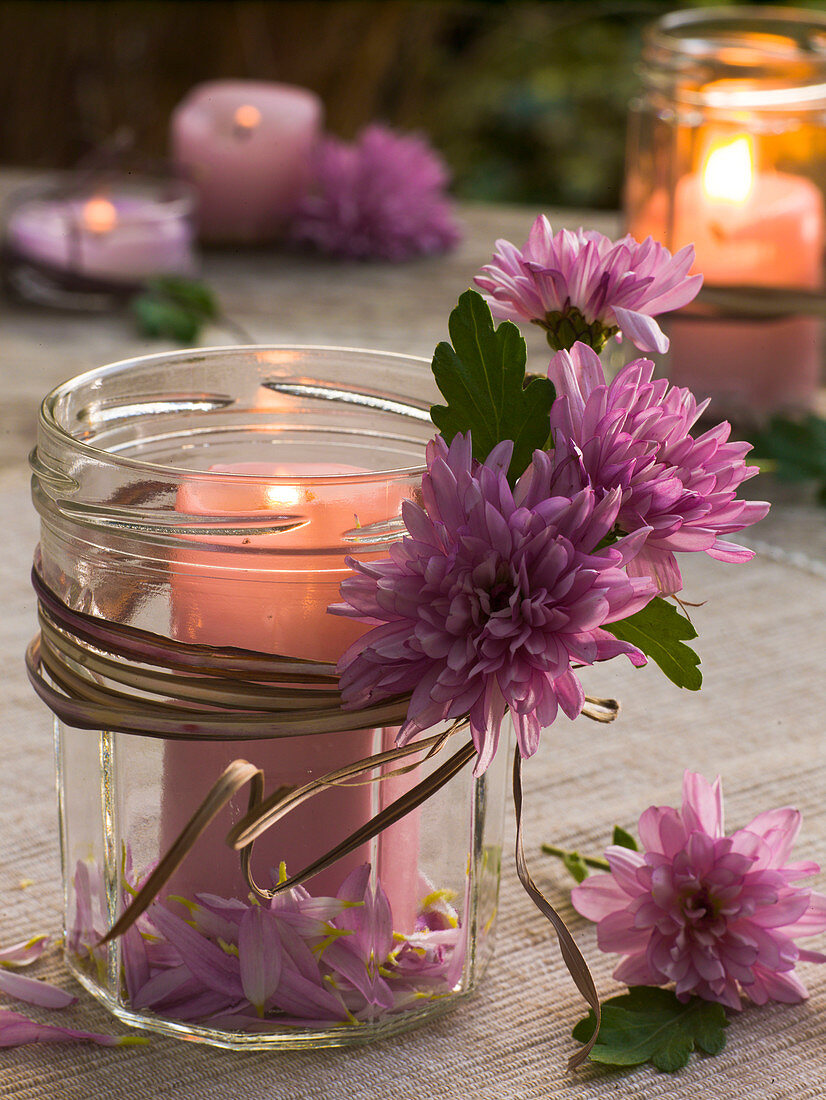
(291, 124, 461, 261)
(331, 433, 657, 774)
(474, 216, 702, 353)
(549, 342, 770, 595)
(572, 771, 826, 1010)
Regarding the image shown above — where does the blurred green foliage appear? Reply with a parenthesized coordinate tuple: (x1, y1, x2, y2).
(425, 0, 824, 209)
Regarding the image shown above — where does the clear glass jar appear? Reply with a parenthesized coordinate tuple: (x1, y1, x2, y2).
(625, 7, 826, 420)
(30, 346, 510, 1048)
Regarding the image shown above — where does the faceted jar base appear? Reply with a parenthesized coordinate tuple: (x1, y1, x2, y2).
(64, 952, 470, 1050)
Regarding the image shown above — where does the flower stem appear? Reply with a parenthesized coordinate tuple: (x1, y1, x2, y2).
(541, 844, 610, 871)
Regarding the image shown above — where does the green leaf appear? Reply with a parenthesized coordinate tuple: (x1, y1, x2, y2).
(132, 295, 201, 344)
(612, 825, 638, 851)
(572, 987, 728, 1073)
(430, 289, 555, 485)
(131, 277, 219, 345)
(148, 276, 220, 321)
(603, 597, 702, 691)
(561, 851, 591, 884)
(751, 414, 826, 503)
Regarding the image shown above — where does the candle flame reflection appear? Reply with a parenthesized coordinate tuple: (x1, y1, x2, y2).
(702, 136, 754, 203)
(82, 197, 118, 234)
(265, 485, 302, 509)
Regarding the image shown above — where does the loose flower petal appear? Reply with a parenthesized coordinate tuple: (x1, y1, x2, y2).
(0, 968, 77, 1010)
(0, 1009, 146, 1048)
(238, 906, 282, 1014)
(0, 935, 50, 968)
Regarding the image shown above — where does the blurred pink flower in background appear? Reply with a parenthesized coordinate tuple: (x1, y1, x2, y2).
(291, 124, 461, 261)
(475, 215, 702, 353)
(548, 343, 770, 594)
(572, 771, 826, 1009)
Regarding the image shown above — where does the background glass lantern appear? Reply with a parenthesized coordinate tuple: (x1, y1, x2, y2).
(625, 6, 826, 423)
(29, 346, 510, 1048)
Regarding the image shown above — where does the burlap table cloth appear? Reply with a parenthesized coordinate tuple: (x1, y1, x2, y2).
(1, 193, 824, 1097)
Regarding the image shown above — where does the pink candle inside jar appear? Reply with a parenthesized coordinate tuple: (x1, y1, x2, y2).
(171, 80, 323, 244)
(164, 460, 420, 926)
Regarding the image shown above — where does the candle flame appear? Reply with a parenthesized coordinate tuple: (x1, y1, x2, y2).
(233, 104, 262, 133)
(702, 136, 754, 203)
(82, 197, 118, 234)
(265, 485, 302, 509)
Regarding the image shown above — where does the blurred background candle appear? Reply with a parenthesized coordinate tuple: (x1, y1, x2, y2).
(2, 173, 196, 307)
(171, 80, 323, 244)
(625, 8, 826, 422)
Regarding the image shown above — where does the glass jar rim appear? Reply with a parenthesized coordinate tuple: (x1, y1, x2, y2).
(640, 5, 826, 111)
(36, 343, 433, 486)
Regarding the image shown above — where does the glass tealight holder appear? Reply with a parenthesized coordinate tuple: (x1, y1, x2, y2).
(28, 346, 509, 1049)
(3, 172, 197, 311)
(625, 6, 826, 422)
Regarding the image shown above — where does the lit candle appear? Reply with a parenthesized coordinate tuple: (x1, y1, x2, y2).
(171, 80, 323, 244)
(631, 131, 824, 415)
(4, 185, 196, 284)
(163, 461, 420, 925)
(673, 134, 822, 287)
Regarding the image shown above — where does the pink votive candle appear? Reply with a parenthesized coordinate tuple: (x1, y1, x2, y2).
(163, 462, 420, 920)
(171, 80, 323, 244)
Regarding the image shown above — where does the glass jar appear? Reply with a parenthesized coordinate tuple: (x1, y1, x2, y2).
(29, 346, 509, 1049)
(625, 7, 826, 420)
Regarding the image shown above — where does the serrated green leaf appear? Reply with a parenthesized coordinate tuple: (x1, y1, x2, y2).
(562, 851, 590, 884)
(612, 825, 638, 851)
(604, 597, 702, 691)
(572, 986, 728, 1073)
(430, 289, 555, 485)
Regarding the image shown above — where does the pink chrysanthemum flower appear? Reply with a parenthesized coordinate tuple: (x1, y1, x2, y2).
(291, 124, 461, 261)
(331, 433, 657, 774)
(474, 215, 702, 353)
(548, 342, 770, 595)
(572, 771, 826, 1010)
